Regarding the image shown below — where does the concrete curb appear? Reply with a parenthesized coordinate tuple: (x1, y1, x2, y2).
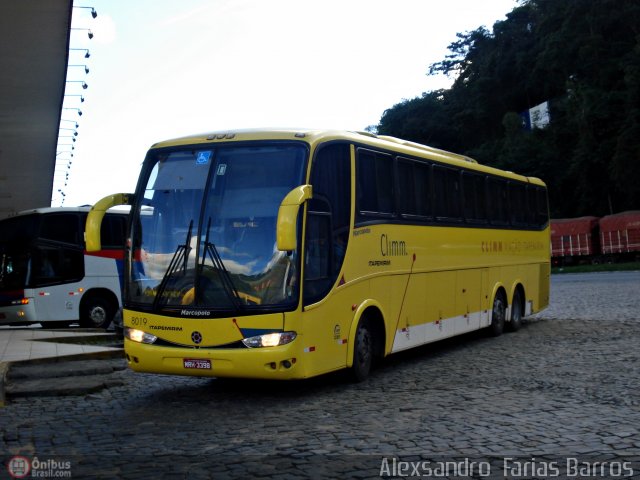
(0, 349, 124, 407)
(7, 348, 123, 367)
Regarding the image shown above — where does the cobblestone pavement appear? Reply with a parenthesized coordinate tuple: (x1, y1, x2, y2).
(1, 271, 639, 479)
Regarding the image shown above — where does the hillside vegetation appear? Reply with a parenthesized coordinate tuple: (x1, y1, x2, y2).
(375, 0, 640, 218)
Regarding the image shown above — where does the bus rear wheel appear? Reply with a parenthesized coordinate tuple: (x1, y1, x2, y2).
(489, 291, 506, 337)
(80, 295, 114, 329)
(350, 319, 373, 382)
(507, 290, 523, 332)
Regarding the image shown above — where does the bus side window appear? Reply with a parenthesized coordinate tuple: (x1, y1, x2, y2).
(509, 182, 527, 226)
(33, 246, 83, 286)
(40, 213, 81, 245)
(101, 215, 127, 248)
(488, 178, 509, 225)
(397, 157, 431, 219)
(433, 165, 462, 220)
(462, 172, 487, 223)
(537, 187, 549, 227)
(305, 211, 331, 281)
(357, 149, 393, 215)
(39, 251, 56, 278)
(304, 143, 351, 305)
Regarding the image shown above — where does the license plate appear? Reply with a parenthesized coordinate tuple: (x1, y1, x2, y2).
(183, 358, 212, 370)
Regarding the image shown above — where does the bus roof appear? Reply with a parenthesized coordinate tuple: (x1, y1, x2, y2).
(8, 206, 92, 217)
(3, 206, 129, 219)
(149, 128, 546, 187)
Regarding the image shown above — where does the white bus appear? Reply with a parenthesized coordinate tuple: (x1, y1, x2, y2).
(0, 207, 127, 329)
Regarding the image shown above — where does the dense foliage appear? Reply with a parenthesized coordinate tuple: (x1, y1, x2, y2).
(375, 0, 640, 217)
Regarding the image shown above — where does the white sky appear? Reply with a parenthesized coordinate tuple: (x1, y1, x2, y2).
(54, 0, 517, 206)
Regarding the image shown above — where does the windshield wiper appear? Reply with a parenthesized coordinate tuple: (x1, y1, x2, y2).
(200, 217, 242, 312)
(152, 220, 193, 310)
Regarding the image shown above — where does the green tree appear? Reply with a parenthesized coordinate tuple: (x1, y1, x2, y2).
(376, 0, 640, 217)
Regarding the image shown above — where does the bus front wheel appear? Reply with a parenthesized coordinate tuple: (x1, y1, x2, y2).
(489, 292, 506, 337)
(350, 319, 373, 382)
(80, 295, 114, 329)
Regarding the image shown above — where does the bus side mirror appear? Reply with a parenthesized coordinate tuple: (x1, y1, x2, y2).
(85, 193, 132, 251)
(276, 185, 312, 251)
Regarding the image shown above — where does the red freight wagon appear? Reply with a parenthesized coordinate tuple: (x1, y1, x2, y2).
(550, 216, 600, 262)
(599, 211, 640, 255)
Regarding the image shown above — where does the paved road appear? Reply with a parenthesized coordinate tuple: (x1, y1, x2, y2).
(533, 271, 640, 321)
(1, 271, 640, 479)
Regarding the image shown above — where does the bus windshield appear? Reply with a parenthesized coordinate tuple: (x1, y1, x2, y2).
(0, 250, 28, 290)
(0, 216, 31, 290)
(128, 142, 308, 314)
(0, 213, 86, 290)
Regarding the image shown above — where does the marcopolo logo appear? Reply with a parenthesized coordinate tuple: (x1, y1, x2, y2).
(181, 309, 211, 317)
(6, 456, 72, 479)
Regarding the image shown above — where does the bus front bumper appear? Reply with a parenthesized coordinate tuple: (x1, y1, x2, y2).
(0, 302, 37, 325)
(124, 338, 304, 380)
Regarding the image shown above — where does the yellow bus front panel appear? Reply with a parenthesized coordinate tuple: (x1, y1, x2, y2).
(123, 310, 308, 379)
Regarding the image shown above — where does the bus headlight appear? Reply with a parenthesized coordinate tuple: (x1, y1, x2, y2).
(242, 331, 297, 348)
(124, 327, 157, 344)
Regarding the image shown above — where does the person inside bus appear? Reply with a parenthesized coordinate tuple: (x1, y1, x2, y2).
(38, 252, 56, 278)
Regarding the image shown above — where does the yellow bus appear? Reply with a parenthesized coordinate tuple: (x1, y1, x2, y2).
(86, 129, 550, 381)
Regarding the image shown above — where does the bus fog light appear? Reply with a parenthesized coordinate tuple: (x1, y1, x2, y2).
(242, 331, 297, 348)
(124, 327, 157, 344)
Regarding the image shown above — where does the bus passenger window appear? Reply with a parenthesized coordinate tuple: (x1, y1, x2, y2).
(488, 178, 509, 225)
(39, 252, 56, 278)
(434, 166, 461, 220)
(398, 158, 431, 218)
(357, 149, 393, 215)
(462, 172, 487, 223)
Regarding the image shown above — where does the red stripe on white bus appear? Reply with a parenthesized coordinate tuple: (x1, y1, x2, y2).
(84, 249, 124, 260)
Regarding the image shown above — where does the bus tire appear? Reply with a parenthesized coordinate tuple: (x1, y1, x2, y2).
(507, 289, 523, 332)
(350, 318, 373, 382)
(80, 294, 115, 329)
(489, 291, 506, 337)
